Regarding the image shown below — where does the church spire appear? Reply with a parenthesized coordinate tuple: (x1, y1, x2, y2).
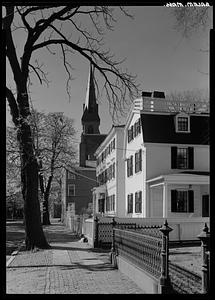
(84, 64, 96, 110)
(81, 64, 100, 134)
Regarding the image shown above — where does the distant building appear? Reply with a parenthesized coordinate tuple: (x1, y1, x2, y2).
(93, 125, 125, 217)
(61, 65, 106, 224)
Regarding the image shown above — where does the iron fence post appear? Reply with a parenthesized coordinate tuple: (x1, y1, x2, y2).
(159, 220, 173, 294)
(198, 223, 210, 294)
(94, 216, 99, 248)
(110, 217, 117, 267)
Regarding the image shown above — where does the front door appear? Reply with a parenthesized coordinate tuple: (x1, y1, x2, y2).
(202, 195, 209, 217)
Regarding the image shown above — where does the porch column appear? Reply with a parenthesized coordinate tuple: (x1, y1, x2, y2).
(145, 185, 150, 217)
(163, 183, 168, 218)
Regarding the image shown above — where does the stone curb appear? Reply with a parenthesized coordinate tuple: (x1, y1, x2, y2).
(6, 241, 25, 267)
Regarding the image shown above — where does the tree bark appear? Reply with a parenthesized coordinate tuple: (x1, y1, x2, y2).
(42, 175, 53, 225)
(18, 116, 50, 250)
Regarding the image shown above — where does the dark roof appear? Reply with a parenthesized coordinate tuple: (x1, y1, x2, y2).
(81, 134, 107, 154)
(141, 113, 209, 145)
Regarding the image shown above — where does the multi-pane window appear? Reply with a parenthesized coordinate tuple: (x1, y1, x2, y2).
(106, 194, 115, 212)
(127, 156, 133, 177)
(178, 117, 189, 132)
(135, 191, 142, 213)
(127, 194, 133, 214)
(98, 198, 105, 213)
(171, 147, 194, 169)
(171, 190, 194, 213)
(68, 184, 75, 196)
(175, 114, 190, 133)
(177, 148, 188, 169)
(97, 162, 116, 186)
(97, 138, 116, 166)
(128, 118, 141, 143)
(135, 149, 142, 173)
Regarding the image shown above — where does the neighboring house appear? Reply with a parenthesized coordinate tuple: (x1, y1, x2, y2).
(123, 91, 209, 220)
(61, 65, 106, 223)
(93, 125, 125, 217)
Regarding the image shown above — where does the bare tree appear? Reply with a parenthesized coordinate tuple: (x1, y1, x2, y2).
(4, 6, 139, 249)
(30, 110, 77, 225)
(172, 6, 211, 39)
(172, 6, 212, 75)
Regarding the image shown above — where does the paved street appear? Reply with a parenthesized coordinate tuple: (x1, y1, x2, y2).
(6, 219, 145, 294)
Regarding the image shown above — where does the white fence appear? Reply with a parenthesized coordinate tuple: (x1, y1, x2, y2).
(82, 217, 209, 245)
(82, 218, 94, 246)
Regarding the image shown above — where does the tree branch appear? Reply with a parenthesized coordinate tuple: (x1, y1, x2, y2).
(29, 63, 42, 84)
(4, 6, 22, 86)
(6, 87, 19, 126)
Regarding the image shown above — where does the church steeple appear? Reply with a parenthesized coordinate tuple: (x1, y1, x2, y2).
(81, 64, 100, 134)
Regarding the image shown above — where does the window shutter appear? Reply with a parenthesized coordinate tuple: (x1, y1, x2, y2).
(131, 156, 133, 175)
(188, 190, 194, 212)
(171, 190, 177, 212)
(128, 129, 130, 143)
(188, 147, 194, 169)
(130, 194, 133, 213)
(135, 192, 137, 213)
(139, 149, 142, 171)
(171, 147, 177, 169)
(135, 152, 137, 173)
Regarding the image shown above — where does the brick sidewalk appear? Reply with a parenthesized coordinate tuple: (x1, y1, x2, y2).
(6, 221, 145, 294)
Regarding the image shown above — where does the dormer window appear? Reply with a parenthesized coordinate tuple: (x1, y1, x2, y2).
(175, 113, 190, 133)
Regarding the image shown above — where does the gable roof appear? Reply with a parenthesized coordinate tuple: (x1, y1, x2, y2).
(141, 113, 209, 145)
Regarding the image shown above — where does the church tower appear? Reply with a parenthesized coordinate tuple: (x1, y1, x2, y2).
(79, 64, 106, 167)
(81, 64, 100, 134)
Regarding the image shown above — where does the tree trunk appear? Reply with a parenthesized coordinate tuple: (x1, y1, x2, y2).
(42, 194, 51, 225)
(42, 176, 53, 225)
(19, 122, 50, 250)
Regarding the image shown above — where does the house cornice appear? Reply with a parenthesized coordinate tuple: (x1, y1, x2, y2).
(95, 125, 124, 156)
(144, 142, 209, 148)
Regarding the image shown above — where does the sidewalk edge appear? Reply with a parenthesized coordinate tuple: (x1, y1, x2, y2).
(6, 241, 25, 267)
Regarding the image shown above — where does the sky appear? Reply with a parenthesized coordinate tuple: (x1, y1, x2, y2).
(6, 6, 212, 141)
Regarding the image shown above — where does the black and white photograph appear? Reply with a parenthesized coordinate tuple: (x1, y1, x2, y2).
(5, 2, 212, 295)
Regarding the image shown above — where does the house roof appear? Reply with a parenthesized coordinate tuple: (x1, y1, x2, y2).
(141, 113, 209, 145)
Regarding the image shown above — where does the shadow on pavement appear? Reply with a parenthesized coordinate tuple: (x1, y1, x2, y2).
(7, 262, 115, 272)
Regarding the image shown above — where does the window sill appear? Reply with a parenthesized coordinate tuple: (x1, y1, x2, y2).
(135, 170, 142, 174)
(176, 130, 191, 134)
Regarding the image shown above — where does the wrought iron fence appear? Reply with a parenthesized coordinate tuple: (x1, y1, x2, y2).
(97, 222, 112, 247)
(94, 217, 162, 249)
(114, 228, 162, 279)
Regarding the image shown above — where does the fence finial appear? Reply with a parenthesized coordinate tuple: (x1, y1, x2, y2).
(159, 219, 173, 236)
(198, 223, 210, 294)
